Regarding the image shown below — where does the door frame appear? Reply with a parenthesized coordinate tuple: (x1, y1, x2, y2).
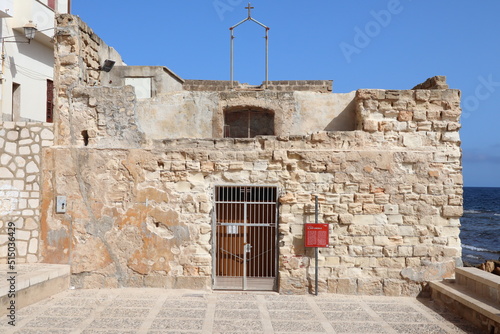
(212, 184, 279, 291)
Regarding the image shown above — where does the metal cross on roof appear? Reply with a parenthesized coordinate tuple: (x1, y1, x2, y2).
(229, 3, 270, 88)
(245, 3, 254, 18)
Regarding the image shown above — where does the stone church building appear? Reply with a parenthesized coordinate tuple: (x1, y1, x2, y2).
(0, 14, 463, 296)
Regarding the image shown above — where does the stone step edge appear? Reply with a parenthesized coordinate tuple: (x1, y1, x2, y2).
(456, 267, 500, 292)
(430, 280, 500, 323)
(0, 264, 70, 296)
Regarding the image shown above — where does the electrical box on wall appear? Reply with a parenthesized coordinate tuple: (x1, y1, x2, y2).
(56, 196, 66, 213)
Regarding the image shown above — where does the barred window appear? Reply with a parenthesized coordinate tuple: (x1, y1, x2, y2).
(224, 109, 274, 138)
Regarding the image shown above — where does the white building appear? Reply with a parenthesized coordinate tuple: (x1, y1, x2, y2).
(0, 0, 70, 122)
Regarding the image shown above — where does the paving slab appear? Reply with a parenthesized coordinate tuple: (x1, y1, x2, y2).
(0, 288, 483, 333)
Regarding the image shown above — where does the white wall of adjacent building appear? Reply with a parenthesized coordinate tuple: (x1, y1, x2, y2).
(0, 0, 70, 122)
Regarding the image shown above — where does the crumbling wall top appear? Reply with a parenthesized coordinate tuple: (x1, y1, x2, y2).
(412, 76, 449, 90)
(183, 80, 333, 93)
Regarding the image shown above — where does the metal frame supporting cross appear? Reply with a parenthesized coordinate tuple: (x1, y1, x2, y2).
(230, 3, 270, 88)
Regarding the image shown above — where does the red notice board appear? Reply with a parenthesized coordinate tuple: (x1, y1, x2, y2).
(305, 224, 329, 248)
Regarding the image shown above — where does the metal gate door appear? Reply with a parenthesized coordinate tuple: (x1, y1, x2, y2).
(213, 185, 278, 291)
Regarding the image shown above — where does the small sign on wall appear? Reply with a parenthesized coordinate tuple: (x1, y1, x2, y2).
(305, 223, 329, 248)
(226, 225, 238, 234)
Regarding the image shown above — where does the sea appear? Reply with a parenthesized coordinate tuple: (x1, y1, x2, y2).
(461, 187, 500, 265)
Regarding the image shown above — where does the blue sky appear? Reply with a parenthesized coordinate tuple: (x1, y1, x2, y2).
(72, 1, 500, 187)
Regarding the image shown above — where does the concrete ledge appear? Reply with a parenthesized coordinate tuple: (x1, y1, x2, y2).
(430, 280, 499, 333)
(456, 267, 500, 304)
(0, 264, 70, 316)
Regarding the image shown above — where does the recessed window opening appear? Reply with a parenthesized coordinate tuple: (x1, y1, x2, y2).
(224, 109, 274, 138)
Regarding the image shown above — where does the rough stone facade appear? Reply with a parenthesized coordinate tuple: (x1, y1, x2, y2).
(0, 122, 54, 263)
(12, 14, 463, 296)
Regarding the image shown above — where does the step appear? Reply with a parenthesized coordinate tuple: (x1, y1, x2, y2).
(456, 267, 500, 305)
(430, 280, 500, 334)
(0, 263, 70, 317)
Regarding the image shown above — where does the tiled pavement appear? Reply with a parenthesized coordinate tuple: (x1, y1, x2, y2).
(0, 288, 481, 334)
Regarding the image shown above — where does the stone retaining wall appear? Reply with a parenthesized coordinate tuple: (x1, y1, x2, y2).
(0, 122, 54, 263)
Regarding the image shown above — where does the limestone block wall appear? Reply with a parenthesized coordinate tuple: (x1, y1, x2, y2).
(135, 91, 219, 140)
(59, 87, 356, 141)
(41, 146, 214, 288)
(183, 80, 333, 93)
(41, 123, 462, 294)
(214, 90, 356, 138)
(55, 14, 124, 146)
(0, 122, 54, 264)
(356, 88, 461, 142)
(56, 85, 145, 148)
(265, 80, 333, 93)
(48, 14, 463, 295)
(183, 80, 236, 92)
